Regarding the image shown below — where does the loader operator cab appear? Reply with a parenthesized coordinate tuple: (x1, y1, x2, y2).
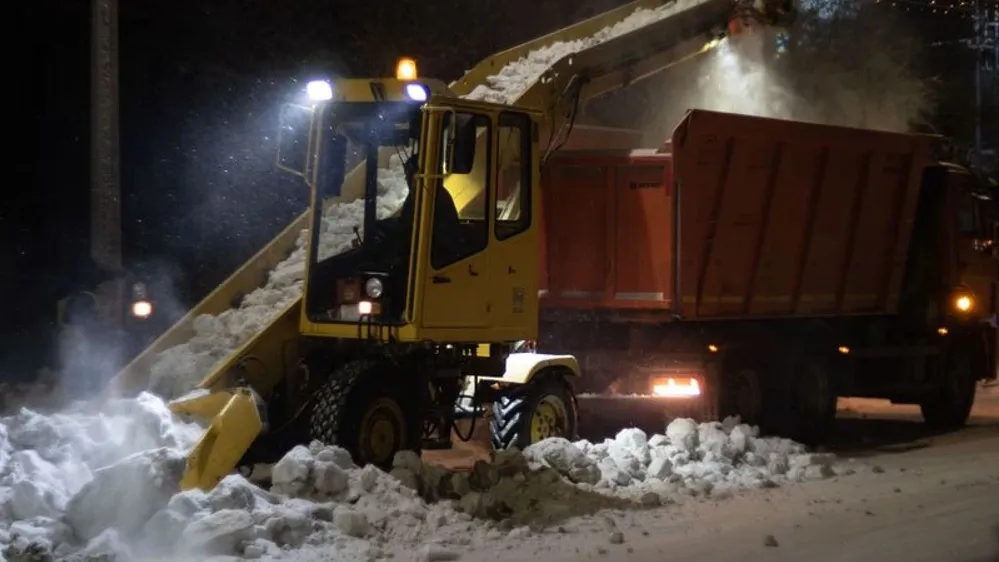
(279, 73, 537, 340)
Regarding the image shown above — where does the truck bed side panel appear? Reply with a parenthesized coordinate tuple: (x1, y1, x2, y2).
(672, 109, 933, 320)
(541, 153, 673, 311)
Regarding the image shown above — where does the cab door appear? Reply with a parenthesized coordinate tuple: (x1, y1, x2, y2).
(488, 111, 540, 340)
(419, 110, 494, 331)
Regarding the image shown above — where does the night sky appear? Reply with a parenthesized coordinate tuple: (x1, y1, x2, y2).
(7, 0, 992, 379)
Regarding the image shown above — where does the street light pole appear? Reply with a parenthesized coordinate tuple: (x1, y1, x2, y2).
(90, 0, 123, 331)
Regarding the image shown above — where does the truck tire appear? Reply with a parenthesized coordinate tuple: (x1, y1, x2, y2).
(491, 372, 578, 450)
(785, 359, 837, 445)
(310, 360, 421, 468)
(920, 348, 977, 430)
(721, 367, 765, 427)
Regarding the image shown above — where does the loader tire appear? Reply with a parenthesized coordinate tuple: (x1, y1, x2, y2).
(920, 348, 976, 431)
(491, 372, 578, 451)
(310, 360, 420, 469)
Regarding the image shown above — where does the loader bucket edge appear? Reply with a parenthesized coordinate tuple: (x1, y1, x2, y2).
(171, 388, 263, 491)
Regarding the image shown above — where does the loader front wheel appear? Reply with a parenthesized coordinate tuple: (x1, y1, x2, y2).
(310, 360, 420, 469)
(491, 372, 578, 450)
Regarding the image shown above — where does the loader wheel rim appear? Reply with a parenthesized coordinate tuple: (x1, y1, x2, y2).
(530, 395, 568, 443)
(359, 398, 406, 465)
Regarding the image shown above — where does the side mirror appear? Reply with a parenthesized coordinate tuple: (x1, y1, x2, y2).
(276, 104, 317, 179)
(316, 133, 348, 197)
(446, 114, 477, 175)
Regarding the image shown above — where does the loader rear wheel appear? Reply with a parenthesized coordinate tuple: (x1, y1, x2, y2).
(310, 360, 420, 469)
(920, 348, 976, 431)
(491, 373, 578, 450)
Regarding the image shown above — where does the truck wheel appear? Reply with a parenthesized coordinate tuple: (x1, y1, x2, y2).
(310, 360, 421, 468)
(785, 359, 837, 445)
(920, 349, 976, 430)
(491, 373, 578, 450)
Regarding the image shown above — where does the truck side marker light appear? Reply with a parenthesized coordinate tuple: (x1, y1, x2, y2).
(954, 295, 974, 313)
(838, 346, 850, 355)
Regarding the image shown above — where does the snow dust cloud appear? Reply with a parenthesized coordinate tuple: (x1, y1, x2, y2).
(627, 0, 933, 142)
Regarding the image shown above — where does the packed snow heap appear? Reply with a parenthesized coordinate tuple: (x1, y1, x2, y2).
(1, 393, 846, 561)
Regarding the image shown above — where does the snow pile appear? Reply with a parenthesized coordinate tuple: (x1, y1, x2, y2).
(462, 0, 706, 105)
(530, 418, 839, 499)
(146, 157, 410, 400)
(0, 410, 848, 561)
(0, 392, 202, 560)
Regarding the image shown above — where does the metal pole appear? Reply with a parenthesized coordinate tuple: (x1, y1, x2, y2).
(90, 0, 123, 330)
(973, 0, 983, 170)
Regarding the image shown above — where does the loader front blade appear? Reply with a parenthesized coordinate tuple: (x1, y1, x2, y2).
(170, 388, 263, 491)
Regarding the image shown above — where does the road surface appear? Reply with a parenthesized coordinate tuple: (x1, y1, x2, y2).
(458, 386, 999, 562)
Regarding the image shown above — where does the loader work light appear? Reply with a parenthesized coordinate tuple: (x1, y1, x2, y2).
(395, 57, 418, 81)
(306, 80, 333, 101)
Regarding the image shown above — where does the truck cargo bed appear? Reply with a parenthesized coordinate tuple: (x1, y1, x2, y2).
(540, 109, 937, 321)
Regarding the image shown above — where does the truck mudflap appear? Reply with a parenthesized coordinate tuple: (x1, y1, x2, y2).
(169, 388, 264, 491)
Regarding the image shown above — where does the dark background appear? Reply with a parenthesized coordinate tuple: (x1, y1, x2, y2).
(5, 0, 993, 379)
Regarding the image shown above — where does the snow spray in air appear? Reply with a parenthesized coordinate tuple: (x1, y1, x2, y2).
(634, 0, 933, 143)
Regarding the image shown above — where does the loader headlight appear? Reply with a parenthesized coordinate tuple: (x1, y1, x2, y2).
(405, 83, 428, 102)
(364, 277, 384, 299)
(131, 299, 153, 319)
(306, 80, 333, 101)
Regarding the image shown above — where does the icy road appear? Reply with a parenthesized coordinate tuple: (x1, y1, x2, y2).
(459, 388, 999, 562)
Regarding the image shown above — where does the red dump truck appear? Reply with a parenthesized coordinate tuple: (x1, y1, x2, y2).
(539, 109, 999, 443)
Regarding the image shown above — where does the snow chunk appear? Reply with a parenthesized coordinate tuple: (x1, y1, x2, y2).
(65, 446, 187, 541)
(523, 438, 601, 485)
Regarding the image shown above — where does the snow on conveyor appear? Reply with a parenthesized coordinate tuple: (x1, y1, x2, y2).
(1, 2, 857, 560)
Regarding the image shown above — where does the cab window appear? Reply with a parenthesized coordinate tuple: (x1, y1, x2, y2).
(432, 113, 490, 269)
(495, 112, 532, 240)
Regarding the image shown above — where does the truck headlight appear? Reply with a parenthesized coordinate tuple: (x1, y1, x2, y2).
(365, 277, 384, 299)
